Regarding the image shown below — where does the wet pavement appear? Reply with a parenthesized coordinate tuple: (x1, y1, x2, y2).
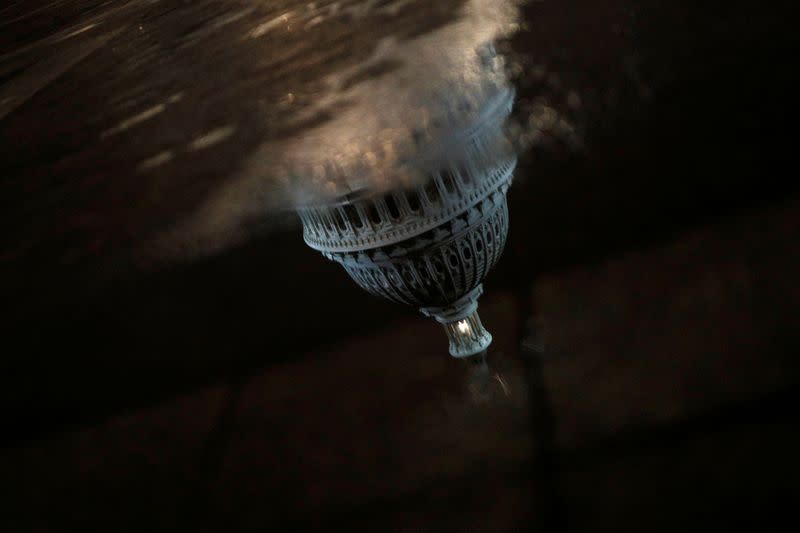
(2, 0, 800, 531)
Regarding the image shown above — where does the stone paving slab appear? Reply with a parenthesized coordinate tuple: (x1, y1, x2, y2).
(559, 418, 800, 532)
(208, 294, 532, 528)
(532, 199, 800, 449)
(2, 385, 227, 531)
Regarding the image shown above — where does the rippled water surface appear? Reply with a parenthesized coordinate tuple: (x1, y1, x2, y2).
(2, 0, 795, 275)
(1, 0, 529, 265)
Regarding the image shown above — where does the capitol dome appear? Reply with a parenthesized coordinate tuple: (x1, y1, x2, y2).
(297, 81, 516, 359)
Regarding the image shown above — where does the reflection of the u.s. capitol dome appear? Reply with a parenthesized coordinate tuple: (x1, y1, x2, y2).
(294, 42, 517, 361)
